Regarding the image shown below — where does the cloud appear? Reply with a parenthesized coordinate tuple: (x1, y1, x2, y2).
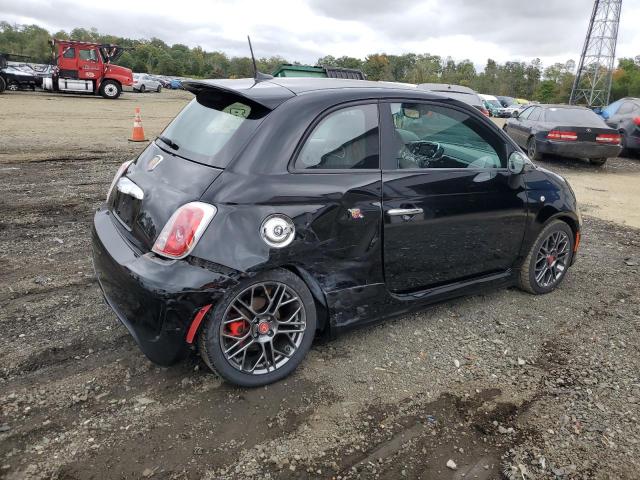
(1, 0, 638, 68)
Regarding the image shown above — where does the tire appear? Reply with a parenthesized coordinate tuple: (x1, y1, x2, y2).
(198, 268, 317, 387)
(99, 80, 121, 99)
(156, 85, 162, 93)
(7, 81, 19, 91)
(589, 157, 607, 166)
(518, 220, 574, 295)
(0, 76, 5, 93)
(527, 136, 543, 161)
(140, 84, 145, 93)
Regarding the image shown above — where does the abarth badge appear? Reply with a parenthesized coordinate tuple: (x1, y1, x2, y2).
(348, 208, 364, 219)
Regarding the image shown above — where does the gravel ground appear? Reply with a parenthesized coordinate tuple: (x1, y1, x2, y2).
(0, 90, 639, 480)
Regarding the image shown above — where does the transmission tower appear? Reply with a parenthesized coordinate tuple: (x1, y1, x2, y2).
(570, 0, 622, 107)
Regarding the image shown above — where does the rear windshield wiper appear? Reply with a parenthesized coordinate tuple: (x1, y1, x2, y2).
(157, 135, 180, 150)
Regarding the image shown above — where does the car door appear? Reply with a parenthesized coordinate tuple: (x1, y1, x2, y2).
(508, 106, 534, 147)
(607, 101, 635, 129)
(78, 48, 101, 81)
(380, 100, 527, 292)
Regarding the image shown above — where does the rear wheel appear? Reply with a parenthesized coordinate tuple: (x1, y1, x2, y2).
(99, 80, 121, 99)
(140, 84, 146, 93)
(7, 81, 19, 91)
(518, 220, 574, 294)
(527, 136, 542, 161)
(589, 157, 607, 166)
(156, 85, 162, 93)
(0, 76, 5, 93)
(198, 269, 316, 387)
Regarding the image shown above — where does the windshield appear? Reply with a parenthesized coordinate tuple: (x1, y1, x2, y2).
(544, 108, 605, 125)
(158, 90, 270, 167)
(486, 100, 502, 108)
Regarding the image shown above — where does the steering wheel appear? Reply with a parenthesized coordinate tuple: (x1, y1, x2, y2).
(407, 141, 444, 168)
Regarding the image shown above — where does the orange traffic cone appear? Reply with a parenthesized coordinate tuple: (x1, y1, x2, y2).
(128, 107, 148, 142)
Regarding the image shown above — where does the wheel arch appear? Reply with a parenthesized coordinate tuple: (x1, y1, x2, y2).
(281, 264, 330, 336)
(535, 206, 580, 243)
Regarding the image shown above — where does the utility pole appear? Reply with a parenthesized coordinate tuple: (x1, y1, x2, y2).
(570, 0, 622, 108)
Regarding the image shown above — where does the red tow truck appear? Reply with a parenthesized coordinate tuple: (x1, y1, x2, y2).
(42, 39, 133, 99)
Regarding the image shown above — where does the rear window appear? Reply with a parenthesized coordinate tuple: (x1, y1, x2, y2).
(544, 108, 605, 125)
(157, 90, 270, 167)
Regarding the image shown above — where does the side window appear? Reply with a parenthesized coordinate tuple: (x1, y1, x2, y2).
(295, 104, 379, 170)
(528, 107, 541, 122)
(389, 102, 505, 170)
(518, 107, 533, 120)
(79, 49, 97, 62)
(62, 48, 75, 59)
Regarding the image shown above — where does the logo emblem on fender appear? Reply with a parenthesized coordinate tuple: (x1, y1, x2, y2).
(348, 208, 364, 219)
(147, 155, 164, 171)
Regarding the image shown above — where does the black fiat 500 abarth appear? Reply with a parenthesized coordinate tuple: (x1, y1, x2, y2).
(92, 78, 581, 387)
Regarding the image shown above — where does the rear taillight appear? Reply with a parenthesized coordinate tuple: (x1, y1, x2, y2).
(106, 160, 133, 201)
(152, 202, 217, 259)
(633, 117, 640, 126)
(547, 130, 577, 141)
(481, 108, 490, 117)
(595, 133, 621, 144)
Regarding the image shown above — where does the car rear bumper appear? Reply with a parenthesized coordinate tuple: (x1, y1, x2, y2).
(538, 140, 622, 159)
(92, 207, 238, 365)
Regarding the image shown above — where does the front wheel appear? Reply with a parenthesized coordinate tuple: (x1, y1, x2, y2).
(0, 76, 5, 93)
(139, 84, 145, 93)
(156, 85, 162, 93)
(7, 81, 19, 91)
(518, 220, 574, 294)
(99, 80, 121, 99)
(198, 269, 317, 387)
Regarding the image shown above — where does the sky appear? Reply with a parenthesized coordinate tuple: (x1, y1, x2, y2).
(1, 0, 639, 70)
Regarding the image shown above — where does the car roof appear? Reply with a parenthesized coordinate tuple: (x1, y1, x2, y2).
(417, 83, 478, 94)
(182, 77, 446, 109)
(537, 104, 592, 110)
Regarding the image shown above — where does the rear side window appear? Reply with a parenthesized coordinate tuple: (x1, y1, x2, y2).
(158, 91, 270, 168)
(295, 104, 379, 170)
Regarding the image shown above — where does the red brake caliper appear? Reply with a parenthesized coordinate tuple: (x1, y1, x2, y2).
(228, 320, 248, 337)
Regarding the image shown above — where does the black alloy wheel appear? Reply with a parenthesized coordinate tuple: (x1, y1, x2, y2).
(519, 220, 574, 294)
(198, 269, 316, 387)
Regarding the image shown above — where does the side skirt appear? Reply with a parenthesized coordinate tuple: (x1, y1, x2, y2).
(326, 270, 515, 336)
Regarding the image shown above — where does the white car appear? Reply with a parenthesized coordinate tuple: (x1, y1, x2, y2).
(503, 103, 525, 117)
(133, 73, 162, 93)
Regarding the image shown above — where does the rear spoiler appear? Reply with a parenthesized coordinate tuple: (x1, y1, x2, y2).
(182, 79, 294, 110)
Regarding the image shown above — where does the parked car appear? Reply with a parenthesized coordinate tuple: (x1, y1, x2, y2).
(0, 64, 41, 91)
(417, 83, 489, 116)
(504, 104, 622, 166)
(133, 73, 162, 93)
(150, 75, 170, 88)
(93, 77, 582, 386)
(479, 94, 509, 117)
(497, 96, 517, 107)
(169, 78, 183, 89)
(599, 97, 640, 155)
(503, 103, 527, 117)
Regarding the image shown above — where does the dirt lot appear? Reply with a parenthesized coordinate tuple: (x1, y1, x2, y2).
(1, 90, 639, 480)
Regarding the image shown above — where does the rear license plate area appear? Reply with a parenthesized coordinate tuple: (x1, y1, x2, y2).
(113, 191, 139, 230)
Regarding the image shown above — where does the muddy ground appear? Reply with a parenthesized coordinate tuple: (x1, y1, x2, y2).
(1, 89, 639, 480)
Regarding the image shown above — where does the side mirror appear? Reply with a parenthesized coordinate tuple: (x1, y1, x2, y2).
(508, 151, 529, 174)
(512, 111, 520, 118)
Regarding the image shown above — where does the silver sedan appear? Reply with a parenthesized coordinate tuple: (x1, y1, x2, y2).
(133, 73, 162, 93)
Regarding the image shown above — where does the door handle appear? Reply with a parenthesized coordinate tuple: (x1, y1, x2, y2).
(387, 208, 423, 217)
